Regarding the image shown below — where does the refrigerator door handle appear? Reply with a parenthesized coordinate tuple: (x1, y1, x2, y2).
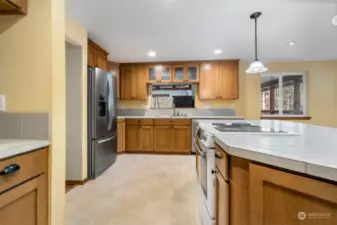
(98, 134, 116, 144)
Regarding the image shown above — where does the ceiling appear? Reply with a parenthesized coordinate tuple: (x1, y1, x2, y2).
(67, 0, 337, 63)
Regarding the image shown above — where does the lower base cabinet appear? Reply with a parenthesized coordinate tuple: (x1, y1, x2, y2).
(172, 126, 190, 153)
(216, 170, 229, 225)
(0, 148, 48, 225)
(126, 125, 153, 152)
(0, 175, 47, 225)
(117, 119, 125, 153)
(249, 163, 337, 225)
(153, 126, 172, 152)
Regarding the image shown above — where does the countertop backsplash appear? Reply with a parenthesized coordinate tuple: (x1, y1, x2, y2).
(0, 112, 50, 140)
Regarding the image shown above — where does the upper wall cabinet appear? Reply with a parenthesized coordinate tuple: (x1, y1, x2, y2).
(0, 0, 27, 14)
(147, 65, 172, 83)
(120, 65, 147, 100)
(173, 64, 199, 82)
(88, 39, 109, 72)
(199, 61, 239, 100)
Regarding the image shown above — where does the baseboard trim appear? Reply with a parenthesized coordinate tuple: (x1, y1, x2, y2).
(125, 151, 191, 155)
(66, 178, 88, 185)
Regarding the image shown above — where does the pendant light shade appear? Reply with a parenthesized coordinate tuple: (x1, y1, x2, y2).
(246, 12, 268, 74)
(333, 15, 337, 26)
(246, 60, 268, 73)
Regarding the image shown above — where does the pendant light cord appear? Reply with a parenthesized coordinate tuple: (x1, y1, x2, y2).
(255, 17, 258, 61)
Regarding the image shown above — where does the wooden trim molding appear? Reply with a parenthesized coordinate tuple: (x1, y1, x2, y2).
(66, 178, 88, 186)
(260, 116, 312, 120)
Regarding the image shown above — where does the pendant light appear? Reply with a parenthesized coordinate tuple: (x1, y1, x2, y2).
(246, 12, 268, 74)
(333, 4, 337, 26)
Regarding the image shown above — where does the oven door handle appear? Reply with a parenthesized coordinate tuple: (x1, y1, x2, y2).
(194, 138, 205, 157)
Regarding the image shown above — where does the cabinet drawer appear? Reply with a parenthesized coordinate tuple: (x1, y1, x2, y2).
(215, 145, 228, 180)
(0, 148, 48, 193)
(126, 119, 153, 126)
(154, 119, 191, 126)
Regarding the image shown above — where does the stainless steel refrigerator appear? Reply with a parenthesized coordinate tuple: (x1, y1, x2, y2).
(87, 67, 117, 179)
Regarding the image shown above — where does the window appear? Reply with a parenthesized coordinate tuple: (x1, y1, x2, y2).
(260, 73, 306, 116)
(151, 84, 195, 108)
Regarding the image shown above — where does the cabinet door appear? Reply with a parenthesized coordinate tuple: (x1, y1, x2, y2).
(216, 172, 229, 225)
(147, 67, 158, 83)
(117, 120, 125, 153)
(88, 44, 96, 67)
(0, 0, 27, 14)
(0, 175, 47, 225)
(187, 64, 199, 82)
(172, 126, 191, 153)
(153, 126, 172, 152)
(173, 65, 185, 82)
(120, 66, 133, 100)
(139, 126, 153, 151)
(199, 62, 219, 99)
(95, 50, 107, 71)
(250, 163, 337, 225)
(158, 66, 172, 82)
(132, 65, 147, 100)
(218, 61, 239, 99)
(126, 125, 140, 151)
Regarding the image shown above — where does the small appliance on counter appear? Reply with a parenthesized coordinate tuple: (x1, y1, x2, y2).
(87, 67, 117, 179)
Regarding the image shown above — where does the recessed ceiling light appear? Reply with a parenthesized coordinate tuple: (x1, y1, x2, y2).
(289, 42, 295, 46)
(214, 49, 223, 55)
(148, 50, 156, 57)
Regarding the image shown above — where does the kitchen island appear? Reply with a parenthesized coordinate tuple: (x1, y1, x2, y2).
(211, 120, 337, 225)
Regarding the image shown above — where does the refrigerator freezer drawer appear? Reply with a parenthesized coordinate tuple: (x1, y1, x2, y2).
(88, 133, 117, 179)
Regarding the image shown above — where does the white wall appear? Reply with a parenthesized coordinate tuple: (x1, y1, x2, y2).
(66, 42, 83, 180)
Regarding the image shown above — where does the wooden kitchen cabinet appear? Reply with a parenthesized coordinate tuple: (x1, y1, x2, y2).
(173, 64, 199, 82)
(147, 65, 172, 83)
(0, 0, 27, 14)
(218, 61, 239, 99)
(249, 163, 337, 225)
(216, 171, 229, 225)
(199, 61, 239, 100)
(88, 39, 109, 72)
(172, 126, 191, 153)
(120, 65, 147, 100)
(117, 119, 125, 153)
(0, 148, 48, 225)
(126, 125, 153, 152)
(153, 119, 191, 153)
(139, 126, 153, 152)
(199, 62, 219, 99)
(153, 126, 172, 152)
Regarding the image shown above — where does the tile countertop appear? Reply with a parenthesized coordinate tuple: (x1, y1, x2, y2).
(208, 120, 337, 182)
(0, 139, 50, 160)
(117, 116, 244, 119)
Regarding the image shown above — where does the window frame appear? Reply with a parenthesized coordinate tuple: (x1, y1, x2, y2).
(260, 72, 307, 117)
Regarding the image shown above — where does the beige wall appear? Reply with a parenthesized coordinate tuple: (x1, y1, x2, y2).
(66, 16, 88, 180)
(66, 43, 83, 181)
(0, 0, 67, 224)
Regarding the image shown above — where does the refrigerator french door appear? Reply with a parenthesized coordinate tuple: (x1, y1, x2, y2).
(88, 67, 117, 179)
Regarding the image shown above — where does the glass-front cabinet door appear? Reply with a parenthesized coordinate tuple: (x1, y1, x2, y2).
(158, 66, 172, 83)
(187, 65, 199, 82)
(147, 66, 158, 83)
(173, 65, 185, 82)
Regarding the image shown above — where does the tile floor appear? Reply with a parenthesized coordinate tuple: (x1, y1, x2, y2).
(65, 154, 201, 225)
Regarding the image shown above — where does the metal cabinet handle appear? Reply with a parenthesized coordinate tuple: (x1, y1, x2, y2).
(215, 152, 222, 159)
(0, 164, 20, 175)
(211, 169, 217, 174)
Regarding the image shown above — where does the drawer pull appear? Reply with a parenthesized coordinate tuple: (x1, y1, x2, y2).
(215, 152, 222, 159)
(0, 164, 21, 175)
